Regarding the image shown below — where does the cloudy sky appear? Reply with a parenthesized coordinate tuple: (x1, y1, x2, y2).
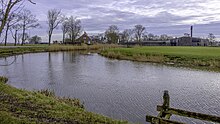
(4, 0, 220, 42)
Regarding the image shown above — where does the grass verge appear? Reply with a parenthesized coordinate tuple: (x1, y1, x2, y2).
(0, 44, 120, 57)
(0, 76, 127, 124)
(100, 46, 220, 72)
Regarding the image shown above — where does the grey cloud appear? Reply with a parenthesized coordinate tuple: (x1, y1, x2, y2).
(81, 9, 196, 32)
(20, 0, 220, 41)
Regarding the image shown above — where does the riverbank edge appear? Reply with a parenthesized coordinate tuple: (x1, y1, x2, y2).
(0, 44, 128, 124)
(0, 44, 120, 58)
(0, 76, 127, 124)
(100, 47, 220, 72)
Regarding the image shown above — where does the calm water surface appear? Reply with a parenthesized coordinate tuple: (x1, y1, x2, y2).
(0, 52, 219, 124)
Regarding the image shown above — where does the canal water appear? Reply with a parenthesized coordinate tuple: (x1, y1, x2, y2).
(0, 52, 219, 124)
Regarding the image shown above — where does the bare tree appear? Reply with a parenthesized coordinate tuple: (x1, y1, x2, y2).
(208, 33, 215, 41)
(0, 0, 36, 36)
(122, 29, 133, 47)
(134, 25, 145, 44)
(28, 35, 41, 44)
(148, 33, 155, 40)
(17, 32, 23, 44)
(4, 16, 12, 46)
(4, 13, 20, 46)
(122, 29, 133, 42)
(160, 34, 169, 41)
(67, 16, 81, 42)
(20, 9, 39, 45)
(47, 9, 62, 45)
(61, 17, 68, 44)
(10, 23, 21, 45)
(208, 33, 216, 46)
(105, 25, 119, 44)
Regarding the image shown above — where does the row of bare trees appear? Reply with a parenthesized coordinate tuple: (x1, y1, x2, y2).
(0, 1, 173, 46)
(5, 9, 39, 45)
(0, 0, 39, 46)
(47, 9, 82, 45)
(105, 25, 146, 44)
(105, 25, 175, 44)
(0, 4, 83, 46)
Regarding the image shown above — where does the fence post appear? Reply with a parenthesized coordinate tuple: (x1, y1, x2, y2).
(147, 90, 220, 123)
(157, 90, 172, 119)
(163, 90, 170, 109)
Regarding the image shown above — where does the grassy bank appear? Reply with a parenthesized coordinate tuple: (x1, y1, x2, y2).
(0, 77, 127, 124)
(100, 46, 220, 72)
(0, 44, 120, 57)
(0, 44, 127, 123)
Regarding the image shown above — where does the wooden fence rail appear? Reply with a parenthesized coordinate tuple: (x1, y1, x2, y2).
(146, 90, 220, 124)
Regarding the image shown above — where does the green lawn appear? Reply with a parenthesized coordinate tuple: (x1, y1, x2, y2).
(105, 46, 220, 58)
(101, 46, 220, 71)
(0, 77, 127, 124)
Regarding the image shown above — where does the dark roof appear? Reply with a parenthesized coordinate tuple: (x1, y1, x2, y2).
(76, 32, 91, 41)
(171, 37, 204, 42)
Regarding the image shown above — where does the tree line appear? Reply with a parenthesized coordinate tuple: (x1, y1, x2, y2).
(47, 9, 83, 45)
(0, 0, 217, 46)
(104, 25, 175, 44)
(0, 1, 83, 46)
(0, 0, 39, 45)
(0, 0, 180, 46)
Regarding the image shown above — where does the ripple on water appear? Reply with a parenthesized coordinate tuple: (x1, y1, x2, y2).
(0, 52, 219, 124)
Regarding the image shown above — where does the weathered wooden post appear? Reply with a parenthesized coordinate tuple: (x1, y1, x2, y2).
(163, 90, 172, 119)
(157, 90, 172, 119)
(147, 90, 220, 124)
(163, 90, 170, 109)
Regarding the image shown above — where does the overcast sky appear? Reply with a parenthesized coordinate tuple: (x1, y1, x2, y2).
(3, 0, 220, 42)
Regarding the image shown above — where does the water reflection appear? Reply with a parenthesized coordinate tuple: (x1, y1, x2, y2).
(0, 52, 219, 124)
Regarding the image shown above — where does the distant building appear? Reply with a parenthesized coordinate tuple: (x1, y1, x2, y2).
(76, 32, 92, 45)
(120, 41, 170, 46)
(170, 37, 209, 46)
(89, 35, 104, 43)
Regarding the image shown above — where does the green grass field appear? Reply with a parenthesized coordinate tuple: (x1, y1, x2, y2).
(0, 77, 127, 124)
(100, 46, 220, 71)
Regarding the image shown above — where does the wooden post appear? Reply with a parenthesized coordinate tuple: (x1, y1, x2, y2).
(157, 90, 172, 119)
(147, 90, 220, 124)
(148, 91, 174, 123)
(163, 90, 170, 109)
